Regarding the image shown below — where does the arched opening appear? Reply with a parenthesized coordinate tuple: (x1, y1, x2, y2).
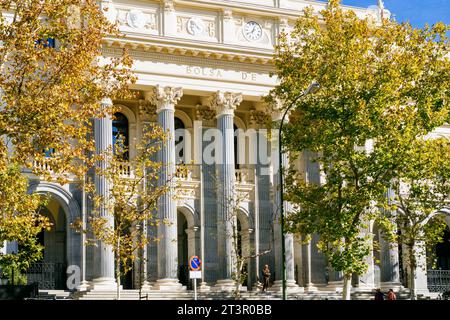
(175, 117, 185, 164)
(435, 228, 450, 270)
(177, 211, 189, 288)
(27, 198, 67, 289)
(236, 210, 251, 289)
(373, 224, 381, 288)
(112, 112, 129, 160)
(234, 124, 240, 169)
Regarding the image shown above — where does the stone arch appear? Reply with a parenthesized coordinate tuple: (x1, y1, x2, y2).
(176, 204, 199, 287)
(237, 207, 253, 289)
(175, 109, 193, 129)
(28, 181, 82, 269)
(234, 116, 246, 131)
(114, 104, 136, 124)
(114, 104, 137, 159)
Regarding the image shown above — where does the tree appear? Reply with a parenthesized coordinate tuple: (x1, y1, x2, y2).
(269, 0, 450, 299)
(0, 153, 51, 283)
(76, 124, 173, 300)
(0, 0, 134, 278)
(382, 137, 450, 300)
(216, 175, 271, 300)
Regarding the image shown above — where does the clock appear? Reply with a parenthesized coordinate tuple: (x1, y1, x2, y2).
(243, 21, 263, 41)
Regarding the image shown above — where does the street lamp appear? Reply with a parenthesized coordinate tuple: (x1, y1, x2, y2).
(279, 81, 320, 300)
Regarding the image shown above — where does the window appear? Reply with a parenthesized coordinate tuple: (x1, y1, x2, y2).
(35, 37, 56, 48)
(175, 117, 185, 164)
(112, 113, 129, 160)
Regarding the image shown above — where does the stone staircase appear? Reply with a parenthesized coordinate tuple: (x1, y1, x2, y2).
(67, 288, 414, 300)
(38, 290, 72, 300)
(35, 286, 426, 300)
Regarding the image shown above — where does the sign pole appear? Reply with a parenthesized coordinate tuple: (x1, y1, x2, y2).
(194, 278, 197, 300)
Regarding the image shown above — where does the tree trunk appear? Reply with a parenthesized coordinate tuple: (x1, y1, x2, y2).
(342, 274, 352, 300)
(408, 245, 417, 300)
(116, 238, 121, 300)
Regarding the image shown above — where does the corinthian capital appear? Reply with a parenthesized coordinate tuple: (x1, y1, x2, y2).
(266, 98, 286, 122)
(209, 91, 243, 117)
(146, 85, 183, 113)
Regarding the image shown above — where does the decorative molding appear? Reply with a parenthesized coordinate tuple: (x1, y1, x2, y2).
(195, 105, 216, 121)
(117, 9, 157, 31)
(209, 91, 243, 117)
(138, 99, 156, 119)
(163, 0, 175, 12)
(266, 98, 286, 122)
(249, 110, 270, 128)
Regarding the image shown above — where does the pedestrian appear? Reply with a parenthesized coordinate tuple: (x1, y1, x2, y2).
(262, 264, 271, 292)
(374, 288, 384, 301)
(387, 289, 397, 300)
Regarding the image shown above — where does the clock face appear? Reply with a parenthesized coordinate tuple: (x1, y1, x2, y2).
(243, 21, 263, 41)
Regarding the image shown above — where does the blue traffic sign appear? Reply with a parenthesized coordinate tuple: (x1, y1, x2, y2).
(189, 256, 202, 271)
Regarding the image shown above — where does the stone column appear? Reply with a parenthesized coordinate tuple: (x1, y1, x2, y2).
(148, 85, 184, 291)
(379, 234, 402, 290)
(210, 91, 242, 290)
(91, 98, 116, 290)
(269, 103, 301, 293)
(379, 189, 402, 290)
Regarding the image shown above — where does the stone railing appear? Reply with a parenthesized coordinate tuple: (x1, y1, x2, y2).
(32, 160, 53, 173)
(235, 168, 255, 185)
(175, 164, 200, 181)
(116, 161, 132, 178)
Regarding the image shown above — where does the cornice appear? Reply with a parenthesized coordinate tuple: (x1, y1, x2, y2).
(102, 34, 274, 66)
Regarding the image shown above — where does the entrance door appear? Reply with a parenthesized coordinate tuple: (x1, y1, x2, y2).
(177, 211, 189, 288)
(27, 200, 67, 289)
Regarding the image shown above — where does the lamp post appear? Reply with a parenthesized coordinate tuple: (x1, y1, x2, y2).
(279, 81, 320, 300)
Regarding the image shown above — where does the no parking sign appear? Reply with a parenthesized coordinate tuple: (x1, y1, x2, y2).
(189, 255, 202, 271)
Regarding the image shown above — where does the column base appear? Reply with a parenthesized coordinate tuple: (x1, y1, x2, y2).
(153, 278, 185, 291)
(252, 281, 263, 292)
(198, 282, 211, 292)
(304, 284, 319, 292)
(326, 281, 344, 292)
(77, 280, 91, 292)
(90, 277, 117, 291)
(140, 281, 153, 291)
(269, 280, 304, 293)
(380, 281, 403, 291)
(352, 283, 375, 292)
(211, 279, 237, 292)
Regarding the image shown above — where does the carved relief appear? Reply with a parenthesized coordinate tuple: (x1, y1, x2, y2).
(117, 9, 157, 31)
(195, 105, 216, 122)
(177, 15, 216, 38)
(249, 110, 270, 128)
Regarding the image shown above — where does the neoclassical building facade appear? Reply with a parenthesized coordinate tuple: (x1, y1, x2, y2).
(3, 0, 449, 296)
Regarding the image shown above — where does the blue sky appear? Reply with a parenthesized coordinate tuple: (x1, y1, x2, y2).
(318, 0, 450, 29)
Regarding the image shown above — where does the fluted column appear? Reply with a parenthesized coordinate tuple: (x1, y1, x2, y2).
(148, 85, 184, 291)
(380, 234, 402, 289)
(92, 98, 116, 289)
(210, 91, 242, 290)
(380, 188, 402, 290)
(269, 103, 301, 293)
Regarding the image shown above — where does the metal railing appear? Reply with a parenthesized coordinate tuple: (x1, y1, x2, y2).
(25, 262, 67, 290)
(427, 269, 450, 293)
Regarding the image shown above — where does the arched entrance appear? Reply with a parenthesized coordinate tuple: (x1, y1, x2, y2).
(237, 209, 251, 290)
(177, 211, 189, 288)
(27, 198, 68, 289)
(176, 206, 198, 289)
